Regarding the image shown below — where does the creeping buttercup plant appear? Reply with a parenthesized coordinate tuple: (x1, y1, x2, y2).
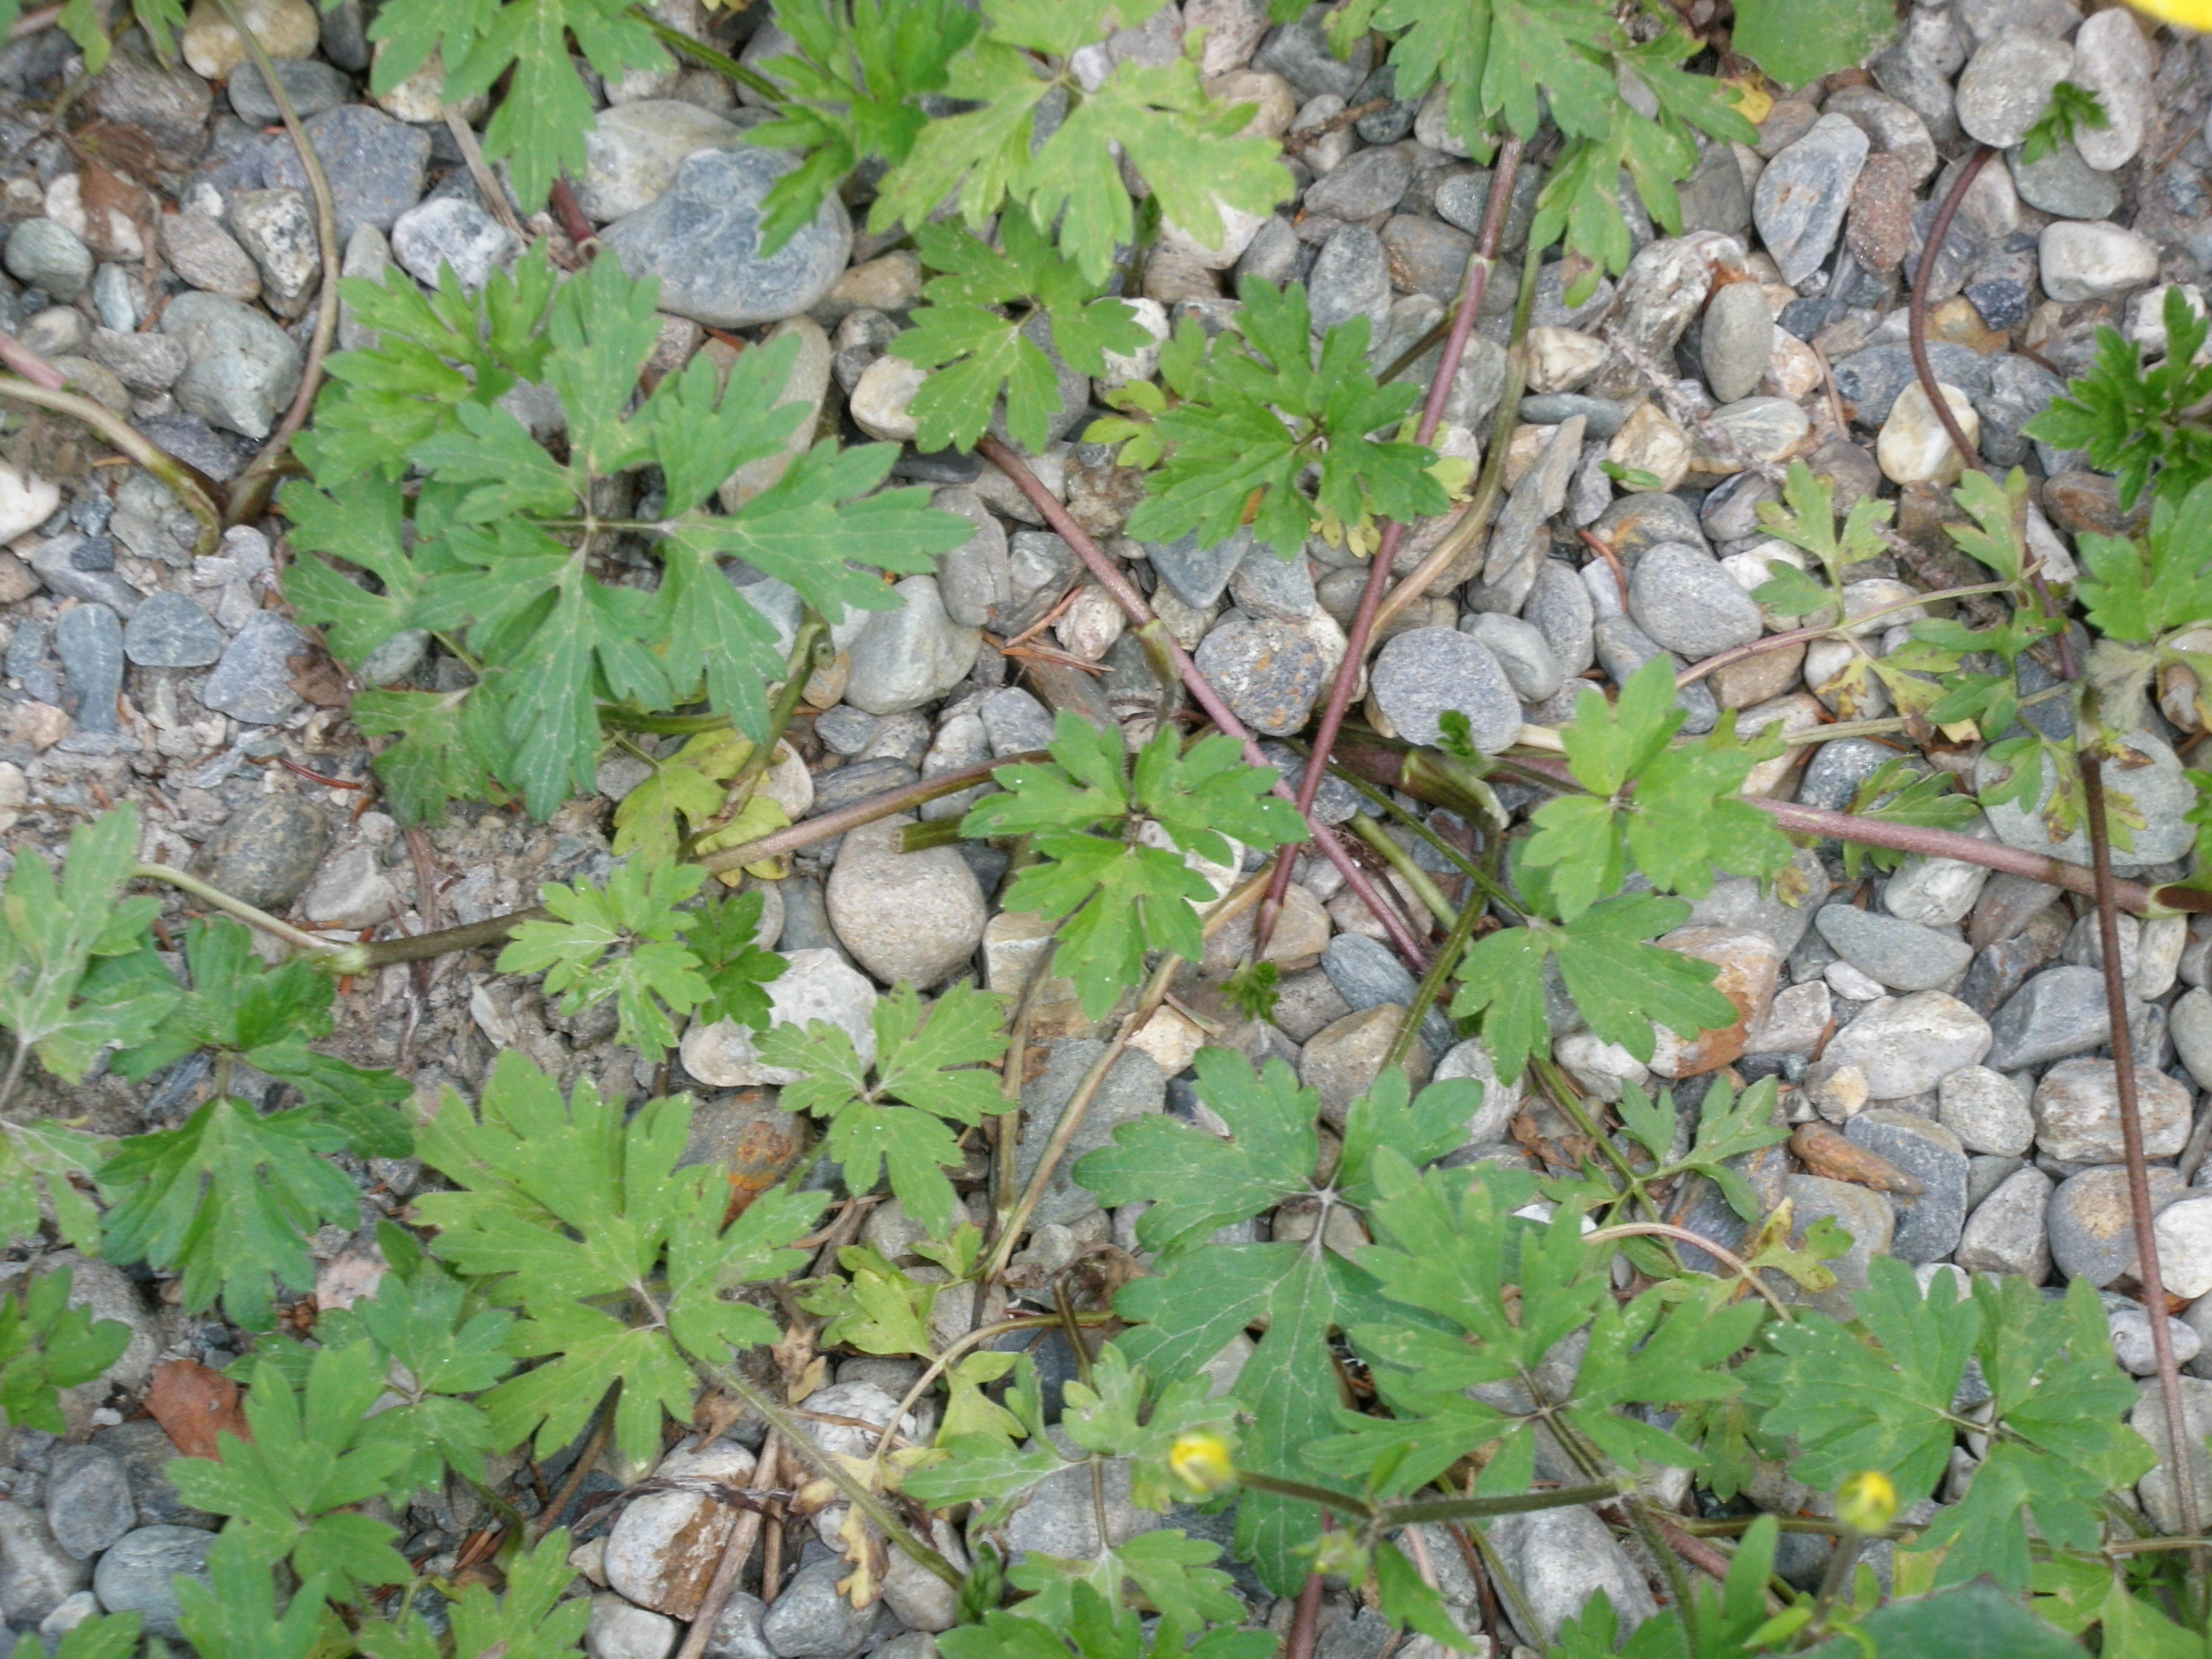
(11, 7, 2212, 1659)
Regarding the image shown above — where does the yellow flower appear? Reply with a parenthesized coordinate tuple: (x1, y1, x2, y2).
(1168, 1432, 1235, 1495)
(2127, 0, 2212, 28)
(1837, 1470, 1898, 1535)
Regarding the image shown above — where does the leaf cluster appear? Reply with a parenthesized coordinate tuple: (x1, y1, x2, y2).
(284, 250, 965, 822)
(2020, 79, 2111, 167)
(964, 712, 1305, 1016)
(2026, 284, 2212, 511)
(1077, 1051, 1481, 1592)
(412, 1050, 823, 1466)
(0, 1269, 132, 1435)
(760, 982, 1010, 1236)
(1104, 278, 1449, 557)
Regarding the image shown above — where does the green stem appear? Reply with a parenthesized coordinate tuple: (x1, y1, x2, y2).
(725, 612, 831, 811)
(598, 708, 736, 734)
(0, 375, 223, 555)
(1376, 1482, 1628, 1526)
(630, 7, 787, 99)
(899, 818, 967, 853)
(1383, 885, 1481, 1070)
(1347, 813, 1456, 930)
(134, 863, 357, 964)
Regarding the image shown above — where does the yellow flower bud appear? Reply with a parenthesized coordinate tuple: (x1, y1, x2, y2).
(1168, 1432, 1235, 1495)
(1837, 1470, 1897, 1535)
(2126, 0, 2212, 29)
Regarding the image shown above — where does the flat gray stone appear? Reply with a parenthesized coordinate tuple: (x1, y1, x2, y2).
(1753, 115, 1869, 286)
(121, 589, 223, 668)
(1985, 964, 2114, 1070)
(1845, 1109, 1969, 1263)
(1371, 626, 1520, 752)
(1815, 905, 1973, 991)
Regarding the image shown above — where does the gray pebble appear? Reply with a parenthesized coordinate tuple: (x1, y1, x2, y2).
(1371, 626, 1521, 752)
(1194, 613, 1326, 737)
(1753, 115, 1869, 286)
(1829, 341, 1993, 426)
(91, 1525, 214, 1641)
(159, 290, 304, 441)
(1321, 934, 1452, 1053)
(227, 58, 350, 124)
(1627, 543, 1761, 662)
(1701, 280, 1773, 403)
(1463, 611, 1562, 701)
(45, 1446, 135, 1561)
(1592, 615, 1718, 735)
(4, 218, 92, 300)
(1815, 904, 1973, 992)
(266, 105, 432, 242)
(30, 537, 142, 617)
(204, 794, 329, 910)
(1305, 146, 1412, 220)
(55, 603, 122, 734)
(1955, 1163, 2052, 1278)
(201, 610, 304, 725)
(390, 195, 520, 292)
(121, 590, 224, 668)
(2008, 139, 2121, 220)
(2048, 1165, 2185, 1287)
(1844, 1109, 1969, 1264)
(760, 1558, 877, 1659)
(1985, 964, 2116, 1071)
(1229, 542, 1318, 620)
(1956, 29, 2073, 150)
(1307, 223, 1391, 336)
(1521, 559, 1595, 679)
(1147, 526, 1252, 610)
(1020, 1040, 1164, 1227)
(1518, 394, 1629, 438)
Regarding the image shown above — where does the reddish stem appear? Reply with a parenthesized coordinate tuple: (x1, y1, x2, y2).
(974, 433, 1432, 969)
(1908, 146, 1992, 477)
(1255, 135, 1526, 955)
(0, 327, 64, 390)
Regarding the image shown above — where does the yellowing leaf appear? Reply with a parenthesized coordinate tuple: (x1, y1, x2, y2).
(695, 793, 795, 883)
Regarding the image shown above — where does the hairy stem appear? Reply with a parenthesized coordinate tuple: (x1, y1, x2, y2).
(1674, 580, 2019, 689)
(1256, 136, 1524, 957)
(629, 7, 787, 101)
(1382, 889, 1481, 1070)
(218, 0, 341, 526)
(0, 375, 223, 555)
(134, 863, 352, 961)
(972, 432, 1432, 969)
(1347, 811, 1456, 930)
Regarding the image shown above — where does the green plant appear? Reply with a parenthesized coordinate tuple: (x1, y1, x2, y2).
(284, 251, 967, 822)
(0, 1268, 132, 1435)
(963, 713, 1305, 1017)
(1729, 0, 1897, 92)
(2021, 81, 2111, 167)
(358, 1528, 592, 1659)
(2027, 284, 2212, 511)
(411, 1050, 823, 1465)
(1101, 278, 1453, 557)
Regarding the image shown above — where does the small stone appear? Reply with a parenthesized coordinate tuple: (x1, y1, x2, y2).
(2156, 1198, 2212, 1301)
(266, 106, 432, 244)
(1594, 615, 1718, 735)
(2068, 8, 2153, 172)
(827, 816, 987, 988)
(2111, 1303, 2200, 1376)
(1678, 142, 1751, 236)
(91, 1526, 213, 1641)
(1322, 934, 1452, 1053)
(0, 466, 59, 545)
(1985, 964, 2114, 1070)
(1956, 29, 2074, 150)
(606, 1441, 758, 1619)
(1148, 525, 1253, 611)
(1463, 612, 1562, 701)
(1815, 905, 1972, 992)
(1878, 381, 1979, 485)
(391, 196, 519, 293)
(603, 147, 851, 329)
(1193, 614, 1325, 737)
(1605, 401, 1692, 494)
(1308, 223, 1392, 336)
(1700, 281, 1773, 403)
(1845, 151, 1917, 272)
(300, 845, 396, 930)
(2173, 987, 2212, 1090)
(1937, 1065, 2034, 1156)
(54, 603, 122, 734)
(2134, 1377, 2212, 1534)
(181, 0, 317, 78)
(4, 218, 91, 300)
(161, 291, 303, 441)
(1747, 980, 1832, 1056)
(1627, 543, 1761, 662)
(1649, 927, 1783, 1079)
(1784, 1173, 1896, 1316)
(2008, 139, 2122, 220)
(204, 795, 329, 910)
(1370, 626, 1520, 752)
(2040, 220, 2160, 304)
(1301, 1004, 1433, 1124)
(201, 609, 304, 725)
(1977, 730, 2193, 869)
(1304, 146, 1412, 220)
(44, 1447, 135, 1561)
(1955, 1164, 2053, 1278)
(0, 1505, 89, 1626)
(579, 102, 742, 222)
(682, 948, 876, 1087)
(1486, 1506, 1658, 1646)
(226, 57, 349, 124)
(121, 591, 223, 672)
(2049, 1165, 2188, 1287)
(2033, 1057, 2191, 1164)
(844, 576, 980, 715)
(1753, 115, 1868, 287)
(1821, 991, 1992, 1099)
(81, 45, 213, 156)
(1379, 214, 1475, 303)
(1844, 1110, 1969, 1264)
(1526, 327, 1608, 395)
(589, 1592, 679, 1659)
(1229, 543, 1318, 622)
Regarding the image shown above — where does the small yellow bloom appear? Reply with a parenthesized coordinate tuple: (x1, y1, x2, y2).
(1168, 1432, 1235, 1495)
(1837, 1470, 1898, 1535)
(2127, 0, 2212, 30)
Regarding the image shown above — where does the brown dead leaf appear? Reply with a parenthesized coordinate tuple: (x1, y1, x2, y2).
(288, 651, 350, 708)
(1789, 1121, 1925, 1196)
(146, 1358, 248, 1459)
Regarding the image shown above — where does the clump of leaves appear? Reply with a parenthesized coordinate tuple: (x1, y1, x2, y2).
(611, 729, 792, 870)
(1076, 1053, 1480, 1590)
(0, 1269, 133, 1435)
(942, 1583, 1272, 1659)
(0, 804, 175, 1251)
(497, 861, 786, 1059)
(173, 1534, 329, 1659)
(1730, 0, 1896, 90)
(899, 218, 1153, 455)
(768, 0, 1290, 286)
(169, 1341, 415, 1603)
(358, 1527, 591, 1659)
(366, 0, 665, 211)
(964, 712, 1305, 1017)
(1102, 278, 1449, 557)
(1449, 843, 1741, 1085)
(1521, 655, 1793, 920)
(284, 252, 966, 822)
(412, 1051, 822, 1466)
(2027, 284, 2212, 511)
(910, 1346, 1250, 1629)
(1746, 1258, 2150, 1590)
(1331, 0, 1757, 290)
(760, 982, 1010, 1237)
(1834, 759, 1984, 880)
(2021, 80, 2111, 167)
